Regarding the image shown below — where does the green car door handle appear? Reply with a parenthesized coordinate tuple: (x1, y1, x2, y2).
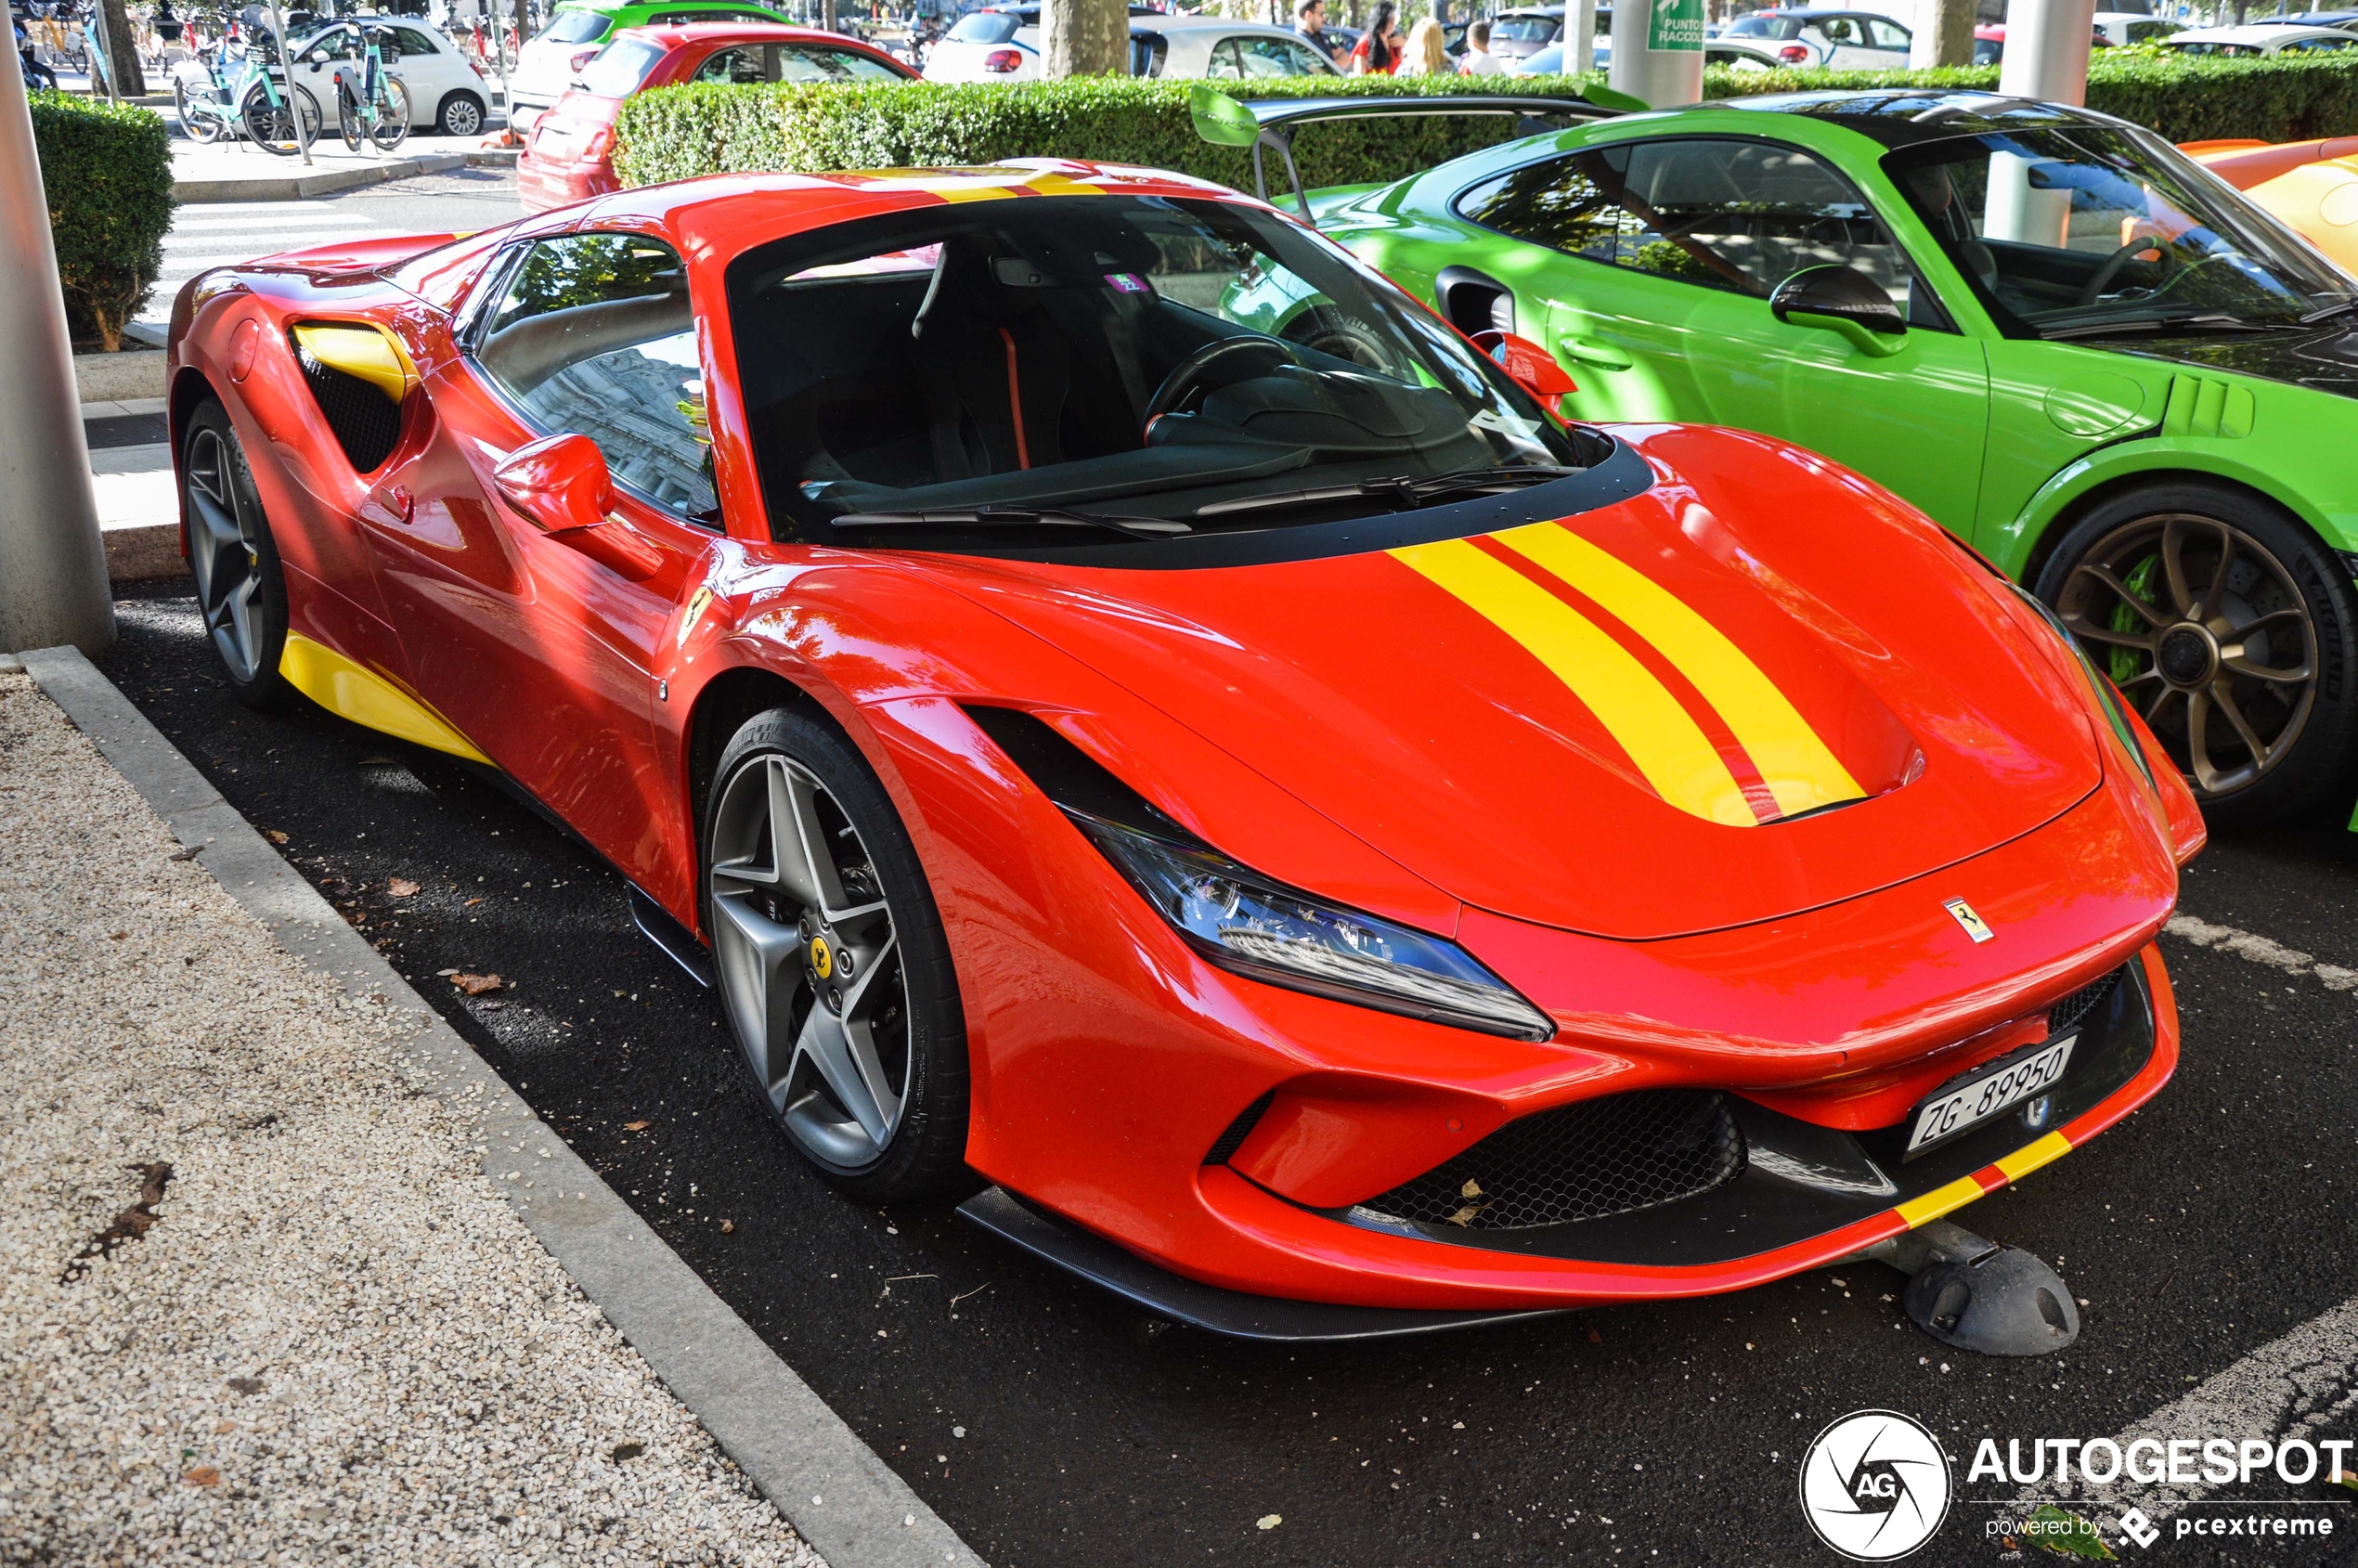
(1557, 335, 1633, 371)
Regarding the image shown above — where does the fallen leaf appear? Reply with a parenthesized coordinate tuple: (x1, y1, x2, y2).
(625, 1121, 651, 1132)
(388, 878, 420, 898)
(610, 1442, 645, 1462)
(1587, 1326, 1603, 1343)
(1460, 1178, 1483, 1199)
(168, 846, 203, 862)
(1446, 1204, 1483, 1226)
(183, 1467, 220, 1487)
(1255, 1514, 1281, 1531)
(109, 931, 127, 940)
(213, 1419, 236, 1435)
(464, 897, 483, 907)
(2023, 1505, 2113, 1559)
(452, 973, 502, 995)
(720, 1219, 735, 1234)
(226, 1377, 264, 1396)
(265, 830, 290, 845)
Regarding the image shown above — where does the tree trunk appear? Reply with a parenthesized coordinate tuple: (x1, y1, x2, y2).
(1043, 0, 1127, 76)
(1908, 0, 1975, 67)
(97, 0, 146, 97)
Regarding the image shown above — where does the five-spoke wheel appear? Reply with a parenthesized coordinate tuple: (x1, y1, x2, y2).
(2039, 483, 2358, 823)
(180, 402, 292, 707)
(704, 708, 968, 1199)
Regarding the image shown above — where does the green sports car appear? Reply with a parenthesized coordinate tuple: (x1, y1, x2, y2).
(1241, 90, 2358, 825)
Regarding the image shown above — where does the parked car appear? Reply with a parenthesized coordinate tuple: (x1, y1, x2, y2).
(1140, 18, 1341, 79)
(1496, 8, 1613, 71)
(1972, 22, 2110, 64)
(1718, 7, 1910, 67)
(165, 154, 2195, 1329)
(2092, 9, 2183, 45)
(920, 0, 1160, 81)
(2159, 22, 2358, 55)
(283, 15, 492, 136)
(519, 21, 913, 212)
(1307, 89, 2358, 822)
(2180, 133, 2358, 278)
(508, 0, 794, 135)
(2248, 9, 2358, 28)
(1487, 4, 1564, 62)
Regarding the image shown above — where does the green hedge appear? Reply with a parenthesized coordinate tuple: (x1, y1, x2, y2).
(613, 53, 2358, 195)
(32, 92, 174, 353)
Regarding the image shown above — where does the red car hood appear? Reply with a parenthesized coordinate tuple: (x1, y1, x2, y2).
(926, 426, 2104, 941)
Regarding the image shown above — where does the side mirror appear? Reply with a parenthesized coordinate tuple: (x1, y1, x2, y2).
(492, 433, 612, 534)
(1473, 329, 1578, 402)
(1768, 265, 1907, 358)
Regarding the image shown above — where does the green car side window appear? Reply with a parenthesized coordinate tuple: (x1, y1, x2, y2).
(1460, 138, 1941, 326)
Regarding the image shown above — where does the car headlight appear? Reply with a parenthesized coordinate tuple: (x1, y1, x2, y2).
(2010, 584, 2158, 793)
(1068, 810, 1557, 1042)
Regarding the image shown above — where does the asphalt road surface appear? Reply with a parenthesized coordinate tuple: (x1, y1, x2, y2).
(99, 581, 2358, 1566)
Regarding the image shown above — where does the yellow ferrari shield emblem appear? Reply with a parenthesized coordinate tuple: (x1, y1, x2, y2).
(1943, 898, 1994, 944)
(810, 937, 833, 978)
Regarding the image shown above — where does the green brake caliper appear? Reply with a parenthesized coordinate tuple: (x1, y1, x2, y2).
(2108, 554, 2160, 686)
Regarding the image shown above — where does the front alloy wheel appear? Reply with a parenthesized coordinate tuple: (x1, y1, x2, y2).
(2039, 484, 2358, 823)
(181, 402, 292, 708)
(704, 709, 968, 1199)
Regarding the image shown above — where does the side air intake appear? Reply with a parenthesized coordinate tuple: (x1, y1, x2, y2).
(290, 325, 408, 473)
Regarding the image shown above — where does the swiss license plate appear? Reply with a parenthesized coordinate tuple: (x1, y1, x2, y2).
(1905, 1036, 2076, 1158)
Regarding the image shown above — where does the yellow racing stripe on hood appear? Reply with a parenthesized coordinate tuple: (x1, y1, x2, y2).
(1392, 538, 1757, 826)
(1495, 523, 1864, 819)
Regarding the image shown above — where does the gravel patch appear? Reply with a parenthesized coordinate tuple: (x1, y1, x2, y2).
(0, 671, 823, 1566)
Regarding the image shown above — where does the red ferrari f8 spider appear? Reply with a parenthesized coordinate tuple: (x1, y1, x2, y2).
(165, 160, 2202, 1335)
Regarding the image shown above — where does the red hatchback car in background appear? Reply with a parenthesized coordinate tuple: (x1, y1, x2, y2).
(518, 22, 914, 212)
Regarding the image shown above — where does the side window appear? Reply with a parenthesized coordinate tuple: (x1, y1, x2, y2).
(773, 44, 909, 79)
(693, 45, 764, 82)
(1206, 37, 1244, 77)
(391, 25, 438, 54)
(1863, 18, 1910, 50)
(1235, 35, 1314, 73)
(474, 234, 719, 525)
(1815, 18, 1857, 46)
(1457, 150, 1636, 266)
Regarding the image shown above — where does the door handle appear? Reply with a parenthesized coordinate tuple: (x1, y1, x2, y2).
(1558, 335, 1632, 371)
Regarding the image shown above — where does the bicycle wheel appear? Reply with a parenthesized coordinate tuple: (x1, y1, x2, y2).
(336, 79, 362, 151)
(369, 77, 409, 150)
(241, 81, 318, 154)
(176, 79, 223, 143)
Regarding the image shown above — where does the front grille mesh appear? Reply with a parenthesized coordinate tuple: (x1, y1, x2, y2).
(1360, 1090, 1744, 1231)
(2049, 968, 2122, 1037)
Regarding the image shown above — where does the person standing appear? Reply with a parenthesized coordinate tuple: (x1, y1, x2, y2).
(1395, 15, 1446, 72)
(1458, 17, 1507, 72)
(1293, 0, 1345, 69)
(1349, 0, 1401, 72)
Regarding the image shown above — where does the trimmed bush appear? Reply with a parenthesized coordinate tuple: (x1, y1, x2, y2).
(613, 53, 2358, 195)
(32, 91, 174, 352)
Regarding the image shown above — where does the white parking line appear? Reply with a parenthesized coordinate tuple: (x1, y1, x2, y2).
(2165, 914, 2358, 992)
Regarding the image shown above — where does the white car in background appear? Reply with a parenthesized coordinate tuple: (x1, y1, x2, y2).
(283, 17, 497, 136)
(507, 3, 784, 133)
(2160, 21, 2358, 53)
(2092, 10, 2183, 45)
(1717, 7, 1911, 67)
(925, 6, 1325, 81)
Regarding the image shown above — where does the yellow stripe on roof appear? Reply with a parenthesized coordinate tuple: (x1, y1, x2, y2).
(1496, 523, 1863, 819)
(1391, 537, 1757, 827)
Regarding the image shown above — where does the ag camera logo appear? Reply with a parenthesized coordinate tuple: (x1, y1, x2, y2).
(1800, 1410, 1953, 1561)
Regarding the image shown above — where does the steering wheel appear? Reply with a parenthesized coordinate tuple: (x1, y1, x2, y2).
(1141, 335, 1298, 434)
(2078, 237, 2178, 307)
(1281, 304, 1402, 376)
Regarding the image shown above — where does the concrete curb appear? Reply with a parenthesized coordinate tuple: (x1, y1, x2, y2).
(16, 644, 987, 1568)
(175, 147, 519, 203)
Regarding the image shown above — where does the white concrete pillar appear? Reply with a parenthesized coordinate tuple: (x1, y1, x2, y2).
(1568, 0, 1598, 73)
(1608, 0, 1704, 108)
(0, 55, 114, 657)
(1998, 0, 2100, 104)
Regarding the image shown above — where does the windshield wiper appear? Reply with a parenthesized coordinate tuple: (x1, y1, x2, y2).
(2041, 312, 2302, 341)
(2300, 296, 2358, 326)
(1193, 465, 1578, 523)
(831, 506, 1191, 540)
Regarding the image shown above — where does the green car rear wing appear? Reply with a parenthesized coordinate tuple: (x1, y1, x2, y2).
(1187, 86, 1635, 217)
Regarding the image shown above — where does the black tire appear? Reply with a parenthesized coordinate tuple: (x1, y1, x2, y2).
(435, 89, 484, 137)
(702, 706, 969, 1202)
(179, 400, 294, 710)
(2034, 480, 2358, 826)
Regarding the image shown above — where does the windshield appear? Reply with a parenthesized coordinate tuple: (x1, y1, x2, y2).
(724, 190, 1590, 546)
(579, 36, 663, 93)
(538, 6, 611, 44)
(1886, 125, 2357, 338)
(1494, 14, 1561, 41)
(1727, 14, 1803, 36)
(946, 10, 1021, 41)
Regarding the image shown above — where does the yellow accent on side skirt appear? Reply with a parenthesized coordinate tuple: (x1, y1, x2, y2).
(279, 634, 492, 765)
(292, 323, 417, 405)
(1494, 523, 1864, 819)
(1893, 1174, 1991, 1230)
(1390, 537, 1757, 826)
(1992, 1131, 2073, 1183)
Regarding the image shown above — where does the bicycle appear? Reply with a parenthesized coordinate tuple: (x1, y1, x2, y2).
(175, 32, 319, 153)
(323, 20, 408, 152)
